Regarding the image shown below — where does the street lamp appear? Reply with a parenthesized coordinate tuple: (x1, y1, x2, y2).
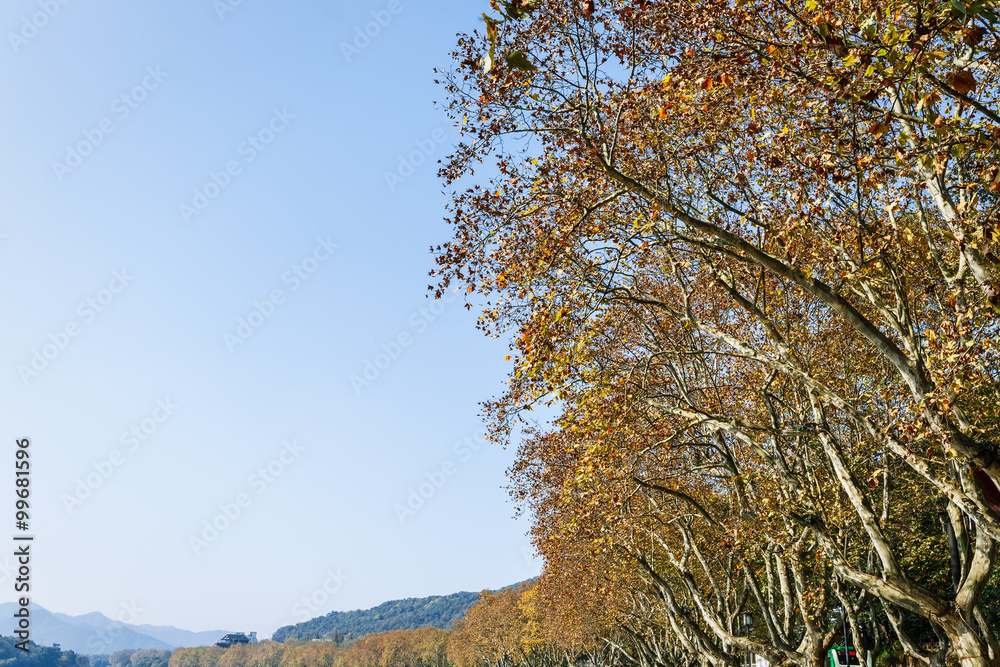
(842, 604, 851, 666)
(741, 612, 753, 667)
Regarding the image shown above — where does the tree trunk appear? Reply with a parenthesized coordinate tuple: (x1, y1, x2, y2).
(935, 613, 990, 667)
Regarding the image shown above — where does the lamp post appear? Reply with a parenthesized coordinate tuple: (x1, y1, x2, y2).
(741, 612, 753, 667)
(842, 603, 851, 666)
(842, 528, 853, 666)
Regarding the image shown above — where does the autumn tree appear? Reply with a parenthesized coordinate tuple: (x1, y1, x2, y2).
(129, 650, 172, 667)
(450, 587, 526, 667)
(435, 0, 1000, 664)
(448, 583, 583, 667)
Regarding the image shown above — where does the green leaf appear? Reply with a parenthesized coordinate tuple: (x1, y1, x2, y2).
(501, 0, 538, 19)
(506, 50, 538, 71)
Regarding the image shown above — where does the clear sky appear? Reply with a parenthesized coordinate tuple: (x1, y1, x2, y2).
(0, 0, 540, 639)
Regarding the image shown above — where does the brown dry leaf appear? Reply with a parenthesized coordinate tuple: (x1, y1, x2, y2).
(949, 70, 977, 95)
(962, 26, 988, 46)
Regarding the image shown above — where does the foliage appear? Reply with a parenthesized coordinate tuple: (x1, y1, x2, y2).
(0, 636, 91, 667)
(170, 631, 447, 667)
(126, 650, 170, 667)
(448, 582, 604, 667)
(341, 629, 449, 667)
(433, 0, 1000, 664)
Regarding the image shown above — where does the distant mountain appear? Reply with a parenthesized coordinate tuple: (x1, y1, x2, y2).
(271, 591, 481, 642)
(0, 604, 172, 654)
(0, 604, 231, 654)
(53, 611, 119, 629)
(123, 623, 232, 650)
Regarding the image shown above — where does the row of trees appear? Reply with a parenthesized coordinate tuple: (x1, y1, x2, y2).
(340, 628, 450, 667)
(433, 0, 1000, 665)
(99, 649, 172, 667)
(167, 630, 449, 667)
(169, 641, 338, 667)
(449, 582, 608, 667)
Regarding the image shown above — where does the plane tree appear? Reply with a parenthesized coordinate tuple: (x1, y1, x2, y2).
(434, 0, 1000, 664)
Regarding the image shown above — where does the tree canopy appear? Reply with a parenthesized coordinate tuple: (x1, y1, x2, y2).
(432, 0, 1000, 664)
(0, 636, 91, 667)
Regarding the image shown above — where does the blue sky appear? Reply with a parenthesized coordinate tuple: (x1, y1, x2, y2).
(0, 0, 540, 639)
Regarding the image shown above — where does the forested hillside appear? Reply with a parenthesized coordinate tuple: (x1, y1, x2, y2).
(0, 636, 90, 667)
(271, 592, 479, 642)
